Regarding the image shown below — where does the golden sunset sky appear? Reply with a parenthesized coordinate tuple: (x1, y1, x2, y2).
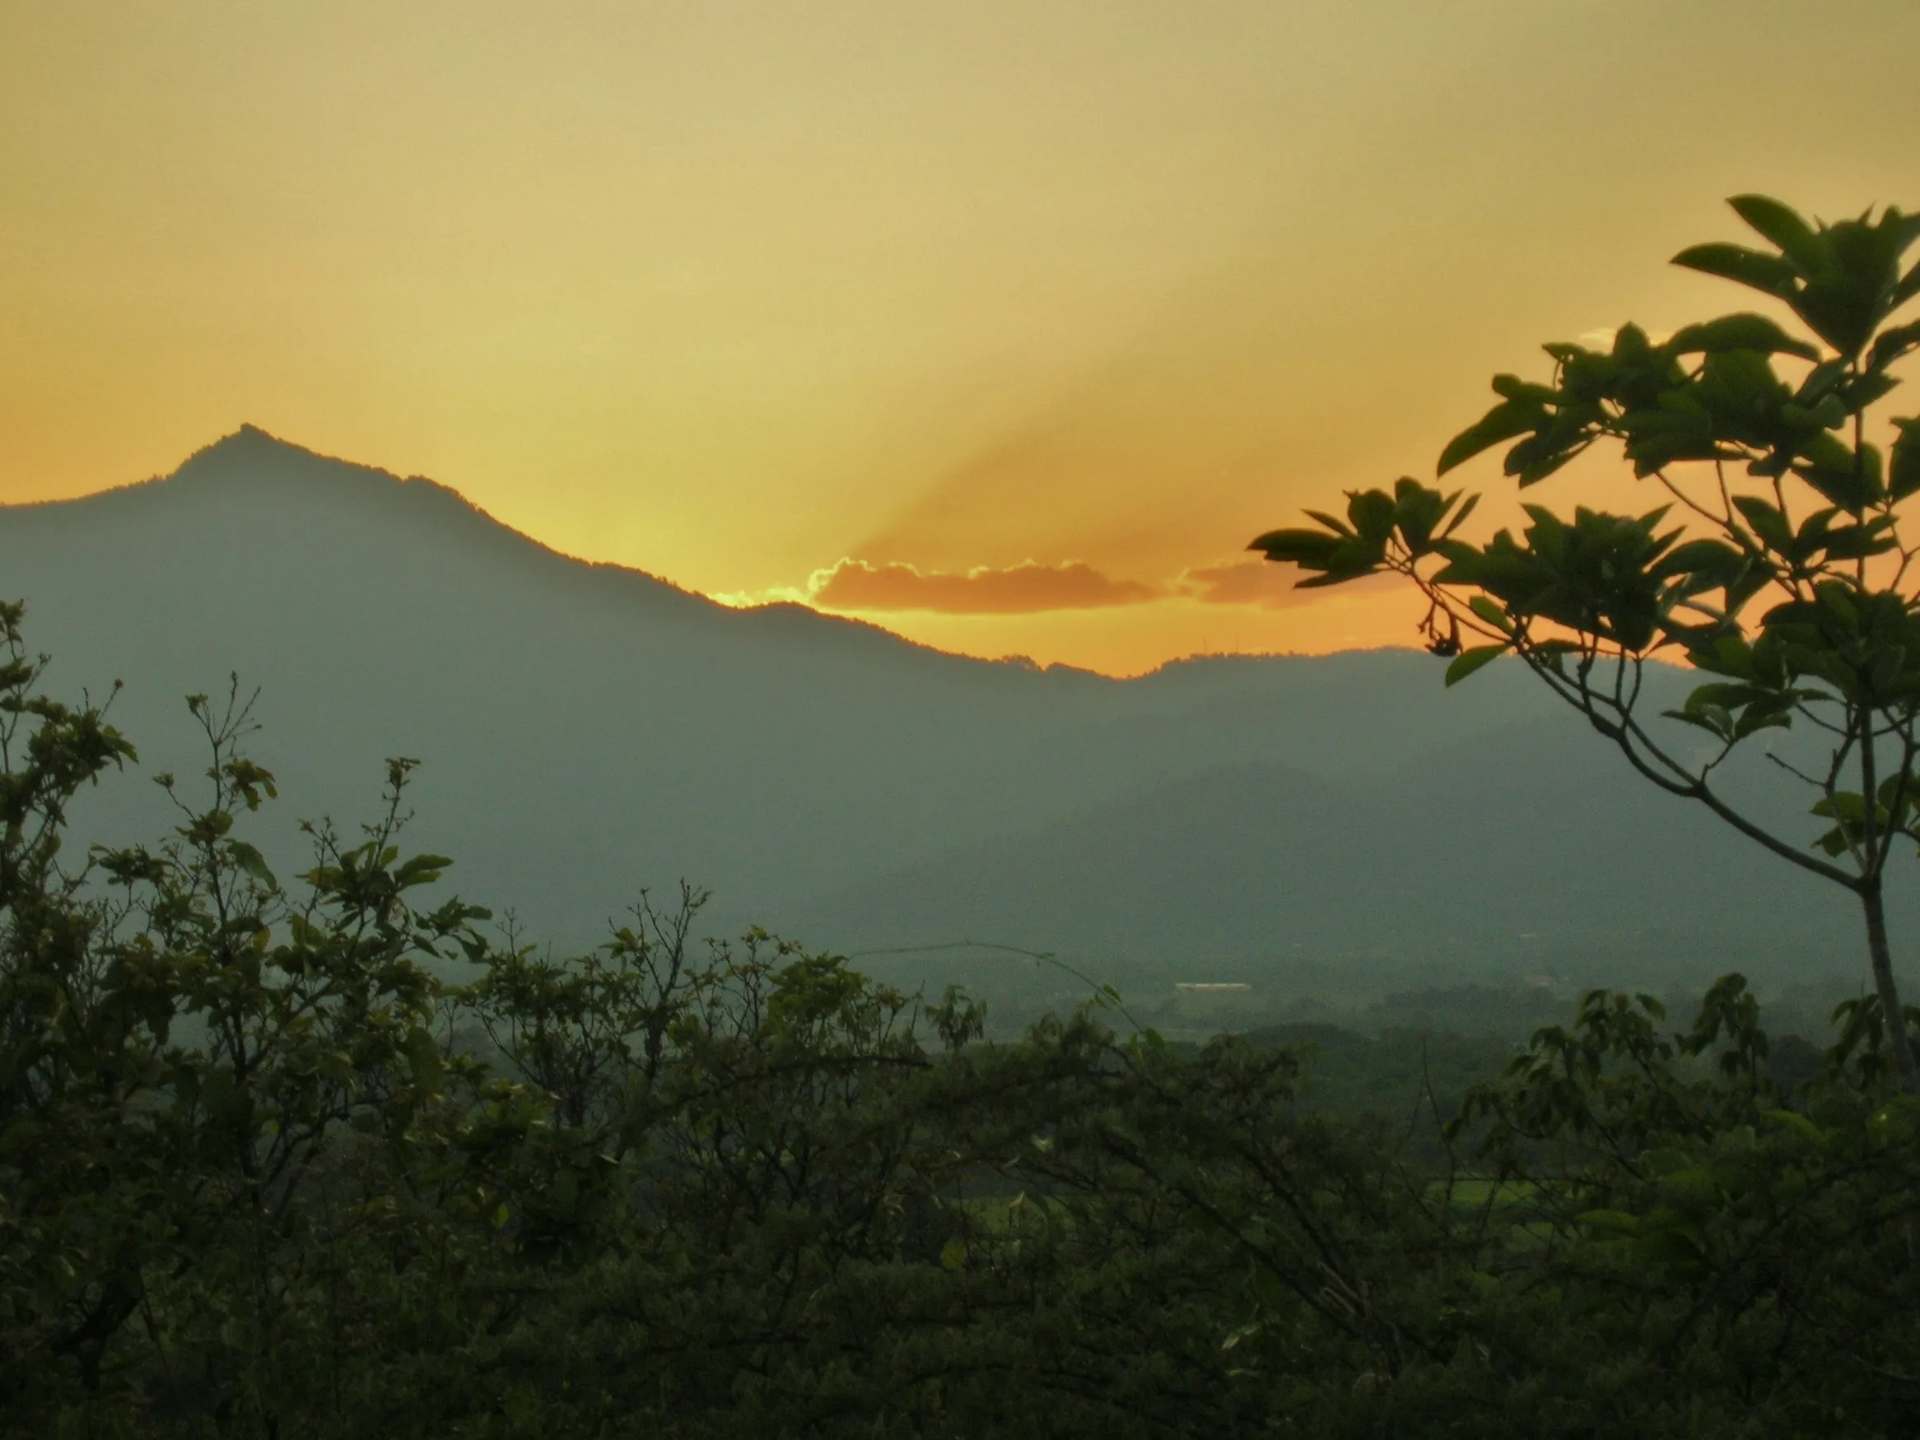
(4, 1, 1918, 674)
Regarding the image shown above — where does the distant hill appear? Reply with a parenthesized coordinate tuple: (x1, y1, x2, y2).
(788, 716, 1874, 999)
(0, 427, 1890, 1009)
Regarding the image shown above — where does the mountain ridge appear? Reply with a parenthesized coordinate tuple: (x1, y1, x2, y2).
(6, 423, 1429, 683)
(0, 428, 1878, 1013)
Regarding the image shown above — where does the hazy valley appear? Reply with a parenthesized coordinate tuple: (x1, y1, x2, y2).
(0, 427, 1884, 1031)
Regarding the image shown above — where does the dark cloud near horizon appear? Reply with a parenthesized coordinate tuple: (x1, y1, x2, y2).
(1180, 557, 1397, 609)
(811, 558, 1162, 615)
(804, 555, 1402, 616)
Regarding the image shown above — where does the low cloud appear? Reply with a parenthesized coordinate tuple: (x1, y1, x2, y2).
(809, 558, 1163, 615)
(713, 555, 1393, 619)
(1179, 558, 1395, 609)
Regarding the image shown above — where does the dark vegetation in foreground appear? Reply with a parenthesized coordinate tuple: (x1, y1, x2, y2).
(6, 610, 1920, 1439)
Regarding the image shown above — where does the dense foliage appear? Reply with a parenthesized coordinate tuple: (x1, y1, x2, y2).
(4, 604, 1920, 1437)
(1252, 194, 1920, 1087)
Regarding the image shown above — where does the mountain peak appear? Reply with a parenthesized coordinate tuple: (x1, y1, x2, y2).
(213, 422, 305, 457)
(160, 426, 537, 542)
(172, 425, 406, 491)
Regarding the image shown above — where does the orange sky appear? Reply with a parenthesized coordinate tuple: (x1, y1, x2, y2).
(4, 1, 1918, 675)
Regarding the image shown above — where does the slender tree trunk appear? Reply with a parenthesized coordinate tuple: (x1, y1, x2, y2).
(1860, 879, 1918, 1093)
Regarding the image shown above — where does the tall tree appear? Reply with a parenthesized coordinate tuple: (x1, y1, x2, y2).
(1250, 195, 1920, 1088)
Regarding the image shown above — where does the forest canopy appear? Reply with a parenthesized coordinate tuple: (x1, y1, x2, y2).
(3, 601, 1920, 1438)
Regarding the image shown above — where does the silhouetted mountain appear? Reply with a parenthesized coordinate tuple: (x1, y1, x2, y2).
(0, 427, 1889, 1010)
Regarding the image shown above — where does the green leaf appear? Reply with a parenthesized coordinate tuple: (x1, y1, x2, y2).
(1732, 706, 1791, 741)
(1796, 437, 1884, 512)
(1820, 520, 1896, 562)
(1681, 681, 1766, 711)
(1491, 372, 1556, 402)
(1730, 496, 1794, 555)
(1890, 418, 1920, 501)
(1247, 528, 1340, 567)
(1650, 537, 1745, 586)
(1728, 194, 1824, 270)
(1841, 371, 1901, 414)
(1445, 644, 1507, 686)
(1508, 434, 1589, 487)
(1811, 791, 1867, 822)
(1248, 496, 1396, 585)
(1663, 705, 1733, 742)
(1690, 633, 1756, 679)
(1302, 508, 1354, 537)
(1436, 491, 1480, 540)
(1466, 595, 1512, 633)
(1390, 477, 1452, 550)
(1671, 242, 1797, 297)
(1665, 312, 1819, 361)
(1625, 432, 1722, 477)
(1347, 488, 1397, 542)
(1438, 397, 1545, 475)
(393, 854, 453, 888)
(224, 840, 277, 888)
(1895, 254, 1920, 308)
(1867, 317, 1920, 372)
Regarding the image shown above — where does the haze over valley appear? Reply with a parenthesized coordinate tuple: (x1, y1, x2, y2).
(2, 428, 1884, 1025)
